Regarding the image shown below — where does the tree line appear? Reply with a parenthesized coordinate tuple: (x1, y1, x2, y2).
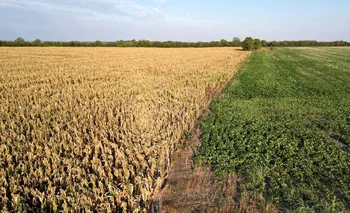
(241, 37, 350, 51)
(0, 37, 349, 48)
(0, 37, 242, 48)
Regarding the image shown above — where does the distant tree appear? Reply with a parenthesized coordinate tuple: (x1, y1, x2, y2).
(261, 40, 267, 47)
(254, 39, 262, 50)
(241, 37, 263, 51)
(309, 40, 318, 46)
(232, 37, 241, 47)
(69, 41, 76, 47)
(220, 39, 229, 47)
(281, 41, 289, 47)
(241, 37, 255, 51)
(300, 40, 308, 47)
(270, 41, 278, 47)
(124, 41, 133, 47)
(336, 40, 346, 46)
(208, 41, 217, 47)
(15, 37, 25, 46)
(130, 39, 137, 47)
(116, 40, 125, 47)
(95, 40, 102, 46)
(289, 41, 296, 47)
(105, 41, 117, 47)
(15, 37, 25, 42)
(32, 38, 41, 46)
(141, 40, 151, 47)
(0, 40, 8, 46)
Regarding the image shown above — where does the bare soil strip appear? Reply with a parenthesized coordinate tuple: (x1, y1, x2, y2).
(149, 54, 278, 213)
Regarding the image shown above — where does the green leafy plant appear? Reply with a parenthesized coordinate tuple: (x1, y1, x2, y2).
(197, 48, 350, 211)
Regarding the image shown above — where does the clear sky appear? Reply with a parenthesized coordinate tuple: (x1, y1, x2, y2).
(0, 0, 349, 42)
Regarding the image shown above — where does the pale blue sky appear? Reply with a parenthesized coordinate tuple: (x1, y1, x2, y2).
(0, 0, 349, 41)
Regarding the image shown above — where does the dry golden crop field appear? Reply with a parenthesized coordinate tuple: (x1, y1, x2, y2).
(0, 47, 250, 212)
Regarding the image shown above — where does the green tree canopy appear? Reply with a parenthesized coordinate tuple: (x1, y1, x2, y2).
(33, 39, 41, 46)
(254, 39, 262, 50)
(241, 37, 255, 51)
(95, 40, 102, 46)
(220, 39, 229, 47)
(232, 37, 241, 47)
(15, 37, 25, 46)
(15, 37, 25, 42)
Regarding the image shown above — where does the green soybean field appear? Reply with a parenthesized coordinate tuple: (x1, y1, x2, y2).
(197, 48, 350, 212)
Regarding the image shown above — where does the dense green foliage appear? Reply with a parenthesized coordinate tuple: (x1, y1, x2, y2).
(0, 37, 348, 48)
(197, 48, 350, 211)
(241, 37, 265, 51)
(241, 37, 255, 50)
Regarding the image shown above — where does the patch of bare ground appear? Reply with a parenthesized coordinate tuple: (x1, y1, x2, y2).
(150, 125, 278, 213)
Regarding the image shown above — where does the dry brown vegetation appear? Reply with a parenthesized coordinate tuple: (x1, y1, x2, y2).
(0, 47, 250, 212)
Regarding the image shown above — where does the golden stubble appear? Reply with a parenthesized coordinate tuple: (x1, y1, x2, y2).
(0, 47, 250, 212)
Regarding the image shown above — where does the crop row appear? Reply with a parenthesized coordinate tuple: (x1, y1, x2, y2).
(0, 47, 250, 212)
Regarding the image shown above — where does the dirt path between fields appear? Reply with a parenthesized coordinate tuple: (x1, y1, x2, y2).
(148, 53, 277, 213)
